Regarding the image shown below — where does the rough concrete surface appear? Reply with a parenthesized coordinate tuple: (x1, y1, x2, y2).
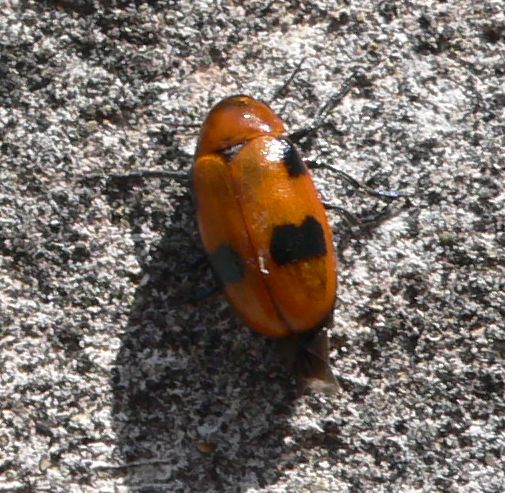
(1, 1, 504, 492)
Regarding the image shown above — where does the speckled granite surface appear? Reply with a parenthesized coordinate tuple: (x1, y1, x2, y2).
(1, 1, 504, 492)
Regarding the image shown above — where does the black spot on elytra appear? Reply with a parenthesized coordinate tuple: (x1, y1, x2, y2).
(279, 139, 306, 177)
(270, 216, 326, 266)
(208, 244, 245, 284)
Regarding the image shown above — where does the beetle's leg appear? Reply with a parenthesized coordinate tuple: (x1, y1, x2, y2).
(175, 277, 221, 304)
(108, 170, 189, 184)
(329, 167, 407, 201)
(184, 284, 221, 304)
(288, 72, 359, 144)
(270, 57, 307, 103)
(308, 161, 410, 201)
(327, 201, 406, 234)
(79, 170, 190, 188)
(169, 253, 209, 275)
(187, 255, 210, 270)
(172, 255, 224, 303)
(323, 203, 362, 229)
(327, 202, 406, 258)
(351, 203, 399, 229)
(312, 73, 357, 125)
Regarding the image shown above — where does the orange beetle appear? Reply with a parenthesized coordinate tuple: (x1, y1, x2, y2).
(192, 95, 337, 390)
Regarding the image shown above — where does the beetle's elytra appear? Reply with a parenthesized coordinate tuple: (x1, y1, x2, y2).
(192, 95, 337, 390)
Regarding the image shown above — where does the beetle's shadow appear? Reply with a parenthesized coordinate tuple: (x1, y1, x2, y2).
(108, 182, 298, 491)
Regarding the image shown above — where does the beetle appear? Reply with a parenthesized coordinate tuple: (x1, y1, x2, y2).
(192, 95, 338, 391)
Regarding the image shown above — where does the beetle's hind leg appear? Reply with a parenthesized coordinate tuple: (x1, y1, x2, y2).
(308, 161, 412, 202)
